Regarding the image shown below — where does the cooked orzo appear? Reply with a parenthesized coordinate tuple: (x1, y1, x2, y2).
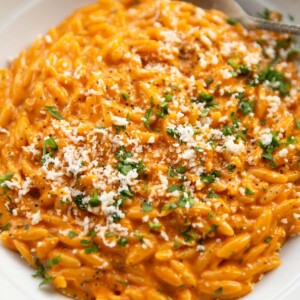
(0, 0, 299, 299)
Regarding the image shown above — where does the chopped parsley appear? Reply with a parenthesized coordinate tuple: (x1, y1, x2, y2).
(276, 37, 293, 50)
(115, 146, 132, 162)
(257, 8, 271, 20)
(167, 166, 186, 178)
(113, 125, 126, 133)
(284, 136, 298, 145)
(173, 239, 182, 249)
(222, 112, 247, 141)
(120, 92, 129, 100)
(120, 189, 134, 199)
(256, 67, 291, 96)
(2, 223, 11, 231)
(115, 147, 145, 175)
(239, 100, 254, 116)
(265, 236, 273, 244)
(148, 221, 162, 230)
(74, 195, 87, 210)
(205, 77, 214, 87)
(81, 240, 99, 254)
(208, 224, 218, 235)
(47, 255, 61, 268)
(164, 92, 173, 102)
(197, 92, 214, 103)
(207, 191, 220, 198)
(226, 18, 237, 25)
(141, 201, 154, 212)
(33, 256, 61, 287)
(42, 137, 58, 158)
(177, 192, 195, 208)
(156, 101, 169, 118)
(214, 287, 223, 295)
(0, 172, 14, 185)
(45, 106, 63, 120)
(200, 170, 221, 184)
(68, 231, 79, 239)
(156, 92, 173, 118)
(166, 127, 181, 139)
(180, 225, 197, 243)
(133, 232, 144, 244)
(167, 184, 183, 192)
(192, 92, 219, 116)
(227, 58, 239, 69)
(87, 228, 97, 238)
(194, 146, 204, 153)
(89, 190, 101, 207)
(144, 109, 152, 129)
(208, 212, 215, 219)
(245, 187, 255, 195)
(227, 59, 250, 76)
(227, 164, 236, 173)
(85, 242, 99, 254)
(258, 131, 280, 167)
(117, 238, 128, 247)
(162, 201, 178, 211)
(80, 239, 90, 247)
(176, 166, 186, 174)
(32, 259, 46, 279)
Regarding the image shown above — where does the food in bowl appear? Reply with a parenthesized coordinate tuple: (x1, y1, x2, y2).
(0, 0, 299, 299)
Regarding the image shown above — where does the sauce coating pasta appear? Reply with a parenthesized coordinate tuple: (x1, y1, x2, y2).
(0, 0, 300, 299)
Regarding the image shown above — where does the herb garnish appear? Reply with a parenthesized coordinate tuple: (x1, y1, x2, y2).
(45, 106, 64, 120)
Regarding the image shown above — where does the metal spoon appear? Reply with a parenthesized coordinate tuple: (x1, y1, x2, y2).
(185, 0, 300, 35)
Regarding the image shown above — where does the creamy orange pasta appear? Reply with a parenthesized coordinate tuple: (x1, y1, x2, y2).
(0, 0, 300, 299)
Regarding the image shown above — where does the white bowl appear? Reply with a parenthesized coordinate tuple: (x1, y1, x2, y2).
(0, 1, 299, 299)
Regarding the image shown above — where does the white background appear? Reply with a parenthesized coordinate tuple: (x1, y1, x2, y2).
(0, 1, 299, 299)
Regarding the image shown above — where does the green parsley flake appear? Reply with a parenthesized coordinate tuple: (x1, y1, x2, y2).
(74, 195, 87, 210)
(162, 202, 178, 211)
(208, 224, 218, 235)
(180, 225, 196, 242)
(257, 67, 291, 96)
(226, 18, 237, 25)
(148, 221, 162, 230)
(258, 131, 280, 168)
(89, 190, 101, 207)
(68, 231, 79, 239)
(227, 164, 236, 173)
(45, 106, 64, 120)
(42, 137, 58, 158)
(245, 187, 255, 195)
(115, 147, 145, 175)
(2, 223, 11, 231)
(141, 201, 154, 212)
(144, 108, 152, 129)
(167, 184, 183, 192)
(214, 287, 223, 295)
(0, 172, 14, 185)
(120, 189, 134, 199)
(47, 255, 61, 268)
(121, 92, 129, 100)
(177, 193, 195, 208)
(265, 236, 273, 244)
(200, 170, 220, 184)
(117, 238, 128, 247)
(207, 191, 220, 198)
(239, 100, 254, 116)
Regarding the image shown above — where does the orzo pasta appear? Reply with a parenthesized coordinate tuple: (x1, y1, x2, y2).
(0, 0, 299, 299)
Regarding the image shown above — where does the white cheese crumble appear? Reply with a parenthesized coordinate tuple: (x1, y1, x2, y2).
(111, 115, 129, 126)
(278, 148, 288, 157)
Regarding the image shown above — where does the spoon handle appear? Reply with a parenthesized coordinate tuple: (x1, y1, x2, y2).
(242, 16, 300, 35)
